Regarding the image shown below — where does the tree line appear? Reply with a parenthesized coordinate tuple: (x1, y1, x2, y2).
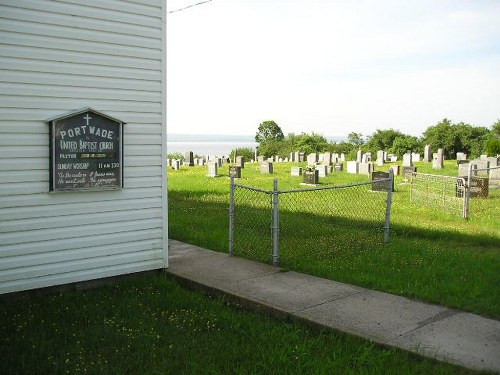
(238, 119, 500, 161)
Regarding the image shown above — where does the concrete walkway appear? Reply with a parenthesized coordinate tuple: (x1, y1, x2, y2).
(167, 239, 500, 373)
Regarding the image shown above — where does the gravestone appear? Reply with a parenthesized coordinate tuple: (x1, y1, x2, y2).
(402, 152, 413, 167)
(377, 150, 385, 166)
(207, 161, 218, 177)
(423, 145, 432, 162)
(289, 152, 295, 162)
(185, 151, 194, 166)
(340, 153, 345, 162)
(303, 170, 319, 185)
(257, 156, 265, 163)
(456, 152, 467, 161)
(412, 153, 420, 162)
(432, 149, 444, 169)
(402, 166, 417, 180)
(389, 165, 400, 175)
(358, 162, 373, 175)
(298, 152, 305, 162)
(347, 161, 359, 174)
(260, 161, 273, 174)
(489, 167, 500, 187)
(294, 152, 300, 162)
(356, 150, 363, 163)
(229, 165, 241, 178)
(317, 164, 328, 177)
(486, 156, 500, 167)
(334, 163, 343, 172)
(323, 152, 332, 165)
(173, 159, 180, 171)
(458, 163, 473, 177)
(236, 156, 245, 169)
(194, 158, 199, 166)
(291, 166, 302, 176)
(318, 154, 324, 162)
(307, 153, 317, 165)
(458, 177, 489, 198)
(371, 171, 394, 192)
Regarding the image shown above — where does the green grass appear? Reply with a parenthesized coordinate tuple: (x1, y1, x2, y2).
(168, 161, 500, 319)
(0, 273, 479, 374)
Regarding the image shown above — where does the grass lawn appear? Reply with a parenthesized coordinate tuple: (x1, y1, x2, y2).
(168, 160, 500, 319)
(0, 273, 478, 374)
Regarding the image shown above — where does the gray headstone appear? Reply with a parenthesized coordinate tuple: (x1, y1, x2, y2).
(456, 152, 467, 161)
(298, 152, 305, 162)
(389, 165, 400, 175)
(229, 165, 241, 178)
(377, 150, 385, 166)
(347, 161, 359, 174)
(236, 156, 245, 169)
(323, 152, 332, 165)
(402, 152, 413, 167)
(317, 164, 328, 177)
(412, 153, 420, 162)
(432, 149, 444, 169)
(173, 159, 180, 171)
(307, 153, 317, 164)
(489, 167, 500, 187)
(260, 161, 273, 174)
(291, 166, 302, 176)
(207, 161, 218, 177)
(334, 163, 343, 172)
(423, 145, 432, 162)
(185, 151, 194, 166)
(358, 162, 373, 175)
(371, 171, 394, 192)
(356, 149, 363, 163)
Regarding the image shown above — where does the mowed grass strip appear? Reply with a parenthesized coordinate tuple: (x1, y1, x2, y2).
(0, 274, 477, 375)
(168, 161, 500, 319)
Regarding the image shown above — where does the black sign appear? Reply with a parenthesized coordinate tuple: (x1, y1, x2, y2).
(47, 108, 124, 191)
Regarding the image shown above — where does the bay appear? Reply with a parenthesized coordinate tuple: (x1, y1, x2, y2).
(167, 136, 257, 157)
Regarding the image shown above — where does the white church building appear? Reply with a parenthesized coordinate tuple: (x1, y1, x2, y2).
(0, 1, 168, 294)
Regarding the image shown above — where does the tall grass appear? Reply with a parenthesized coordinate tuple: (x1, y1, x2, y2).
(0, 274, 476, 374)
(168, 161, 500, 319)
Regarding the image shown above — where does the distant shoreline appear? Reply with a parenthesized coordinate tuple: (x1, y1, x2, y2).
(167, 133, 347, 143)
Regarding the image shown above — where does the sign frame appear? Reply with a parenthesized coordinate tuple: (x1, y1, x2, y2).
(46, 107, 125, 192)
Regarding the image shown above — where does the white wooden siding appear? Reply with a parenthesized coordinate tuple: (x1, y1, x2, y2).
(0, 0, 167, 294)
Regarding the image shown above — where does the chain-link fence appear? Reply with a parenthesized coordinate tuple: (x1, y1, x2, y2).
(409, 173, 467, 217)
(229, 173, 393, 267)
(410, 166, 500, 219)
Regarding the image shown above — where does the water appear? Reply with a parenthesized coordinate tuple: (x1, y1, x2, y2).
(167, 134, 257, 157)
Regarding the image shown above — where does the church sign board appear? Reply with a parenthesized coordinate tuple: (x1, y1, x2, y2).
(46, 108, 125, 191)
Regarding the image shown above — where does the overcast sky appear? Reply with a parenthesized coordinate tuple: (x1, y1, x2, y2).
(166, 0, 500, 138)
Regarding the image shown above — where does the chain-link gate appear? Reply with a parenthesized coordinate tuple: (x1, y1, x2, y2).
(409, 173, 467, 217)
(229, 172, 394, 267)
(410, 165, 500, 219)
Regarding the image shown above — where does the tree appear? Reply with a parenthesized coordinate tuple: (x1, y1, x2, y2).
(347, 132, 364, 148)
(390, 135, 421, 157)
(255, 120, 284, 144)
(422, 119, 489, 158)
(365, 129, 405, 155)
(485, 138, 500, 156)
(491, 120, 500, 137)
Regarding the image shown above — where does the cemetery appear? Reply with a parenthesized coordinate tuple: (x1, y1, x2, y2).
(168, 153, 500, 321)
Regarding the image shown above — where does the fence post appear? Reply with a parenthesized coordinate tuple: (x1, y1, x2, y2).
(464, 163, 473, 219)
(272, 178, 280, 267)
(384, 169, 394, 243)
(229, 175, 235, 255)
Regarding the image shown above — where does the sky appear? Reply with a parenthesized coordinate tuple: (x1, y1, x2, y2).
(166, 0, 500, 138)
